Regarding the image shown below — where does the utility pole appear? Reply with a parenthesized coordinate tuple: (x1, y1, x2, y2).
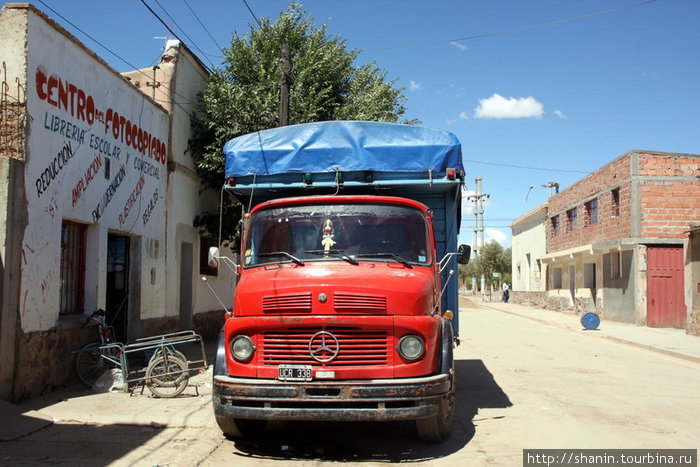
(468, 177, 489, 257)
(279, 44, 292, 127)
(146, 65, 160, 100)
(467, 177, 489, 296)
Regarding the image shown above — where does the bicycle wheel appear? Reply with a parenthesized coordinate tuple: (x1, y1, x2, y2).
(145, 356, 189, 398)
(74, 342, 119, 387)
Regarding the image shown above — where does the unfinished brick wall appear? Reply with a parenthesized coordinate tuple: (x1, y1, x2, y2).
(547, 151, 700, 251)
(547, 153, 633, 251)
(638, 153, 700, 239)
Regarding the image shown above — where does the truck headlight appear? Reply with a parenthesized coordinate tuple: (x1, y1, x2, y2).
(231, 335, 255, 362)
(397, 334, 425, 361)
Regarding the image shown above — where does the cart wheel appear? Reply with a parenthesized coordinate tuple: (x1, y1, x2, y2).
(75, 341, 119, 387)
(145, 356, 189, 398)
(148, 347, 187, 366)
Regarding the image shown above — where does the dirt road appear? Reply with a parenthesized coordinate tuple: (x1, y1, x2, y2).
(202, 301, 700, 465)
(3, 300, 698, 466)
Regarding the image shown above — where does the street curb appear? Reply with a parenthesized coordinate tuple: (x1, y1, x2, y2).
(600, 335, 700, 365)
(476, 302, 700, 365)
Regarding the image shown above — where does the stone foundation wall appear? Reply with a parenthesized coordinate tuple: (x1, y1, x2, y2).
(13, 324, 92, 401)
(689, 308, 700, 337)
(511, 291, 547, 308)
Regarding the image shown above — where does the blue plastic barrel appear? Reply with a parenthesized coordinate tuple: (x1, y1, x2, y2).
(580, 312, 600, 330)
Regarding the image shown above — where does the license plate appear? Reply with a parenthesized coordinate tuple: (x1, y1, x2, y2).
(278, 365, 313, 382)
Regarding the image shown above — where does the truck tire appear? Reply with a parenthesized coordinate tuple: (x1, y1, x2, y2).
(415, 375, 456, 442)
(215, 414, 267, 439)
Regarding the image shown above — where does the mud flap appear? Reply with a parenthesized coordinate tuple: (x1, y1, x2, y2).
(437, 317, 455, 376)
(213, 326, 227, 377)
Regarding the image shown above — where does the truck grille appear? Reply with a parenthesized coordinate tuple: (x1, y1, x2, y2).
(334, 293, 387, 312)
(260, 328, 389, 366)
(262, 293, 312, 313)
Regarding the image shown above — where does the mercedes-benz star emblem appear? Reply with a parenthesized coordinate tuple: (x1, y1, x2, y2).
(308, 331, 340, 363)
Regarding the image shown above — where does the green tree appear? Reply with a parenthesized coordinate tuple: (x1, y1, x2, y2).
(190, 3, 414, 245)
(458, 240, 512, 290)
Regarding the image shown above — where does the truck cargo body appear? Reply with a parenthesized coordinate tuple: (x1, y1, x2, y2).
(211, 121, 467, 441)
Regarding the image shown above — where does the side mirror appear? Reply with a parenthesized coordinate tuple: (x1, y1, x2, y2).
(208, 247, 220, 268)
(457, 244, 471, 265)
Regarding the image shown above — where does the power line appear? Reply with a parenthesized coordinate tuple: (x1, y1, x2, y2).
(362, 0, 657, 52)
(35, 1, 200, 116)
(462, 158, 590, 175)
(150, 0, 217, 69)
(241, 0, 262, 28)
(142, 0, 214, 71)
(183, 0, 224, 52)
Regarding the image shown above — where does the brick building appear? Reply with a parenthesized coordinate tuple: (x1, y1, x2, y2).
(538, 150, 699, 332)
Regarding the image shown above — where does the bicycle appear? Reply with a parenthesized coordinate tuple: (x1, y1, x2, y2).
(73, 310, 193, 397)
(73, 309, 122, 387)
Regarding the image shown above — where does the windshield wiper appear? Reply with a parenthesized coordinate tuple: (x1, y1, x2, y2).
(257, 252, 305, 266)
(304, 249, 359, 265)
(354, 253, 413, 268)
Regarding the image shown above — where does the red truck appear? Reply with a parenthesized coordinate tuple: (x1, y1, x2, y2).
(210, 121, 469, 441)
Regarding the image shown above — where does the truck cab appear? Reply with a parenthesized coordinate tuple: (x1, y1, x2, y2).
(211, 121, 468, 441)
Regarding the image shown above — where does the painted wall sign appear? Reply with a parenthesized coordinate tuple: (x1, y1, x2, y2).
(19, 15, 170, 332)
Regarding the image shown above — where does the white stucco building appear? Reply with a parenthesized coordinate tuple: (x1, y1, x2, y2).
(510, 203, 548, 305)
(0, 3, 231, 401)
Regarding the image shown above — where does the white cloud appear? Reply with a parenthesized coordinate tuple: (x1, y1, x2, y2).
(409, 80, 422, 91)
(459, 111, 469, 120)
(474, 93, 544, 119)
(450, 41, 468, 51)
(553, 109, 567, 119)
(485, 228, 510, 247)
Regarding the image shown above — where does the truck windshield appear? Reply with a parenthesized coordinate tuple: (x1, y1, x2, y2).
(243, 203, 430, 267)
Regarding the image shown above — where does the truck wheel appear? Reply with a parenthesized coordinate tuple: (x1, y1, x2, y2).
(215, 414, 267, 439)
(416, 378, 456, 442)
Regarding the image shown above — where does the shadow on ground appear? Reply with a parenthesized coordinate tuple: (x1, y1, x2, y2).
(0, 423, 164, 465)
(228, 359, 512, 462)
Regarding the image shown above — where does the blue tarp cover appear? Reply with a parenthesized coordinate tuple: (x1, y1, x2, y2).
(223, 121, 463, 179)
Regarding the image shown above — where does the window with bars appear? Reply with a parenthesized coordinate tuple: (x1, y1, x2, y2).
(611, 188, 620, 217)
(586, 199, 598, 225)
(567, 208, 578, 231)
(60, 221, 87, 315)
(551, 215, 560, 236)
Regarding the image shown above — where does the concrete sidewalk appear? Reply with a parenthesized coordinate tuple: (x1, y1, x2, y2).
(470, 297, 700, 364)
(0, 366, 216, 443)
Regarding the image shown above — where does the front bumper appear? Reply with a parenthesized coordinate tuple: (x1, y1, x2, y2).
(213, 373, 450, 421)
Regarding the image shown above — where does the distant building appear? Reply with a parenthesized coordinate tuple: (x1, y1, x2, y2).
(510, 203, 548, 305)
(533, 150, 699, 333)
(0, 4, 231, 401)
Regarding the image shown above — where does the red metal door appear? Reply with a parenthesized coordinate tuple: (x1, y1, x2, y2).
(647, 246, 685, 327)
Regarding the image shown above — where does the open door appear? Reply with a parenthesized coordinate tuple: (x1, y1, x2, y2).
(106, 234, 129, 342)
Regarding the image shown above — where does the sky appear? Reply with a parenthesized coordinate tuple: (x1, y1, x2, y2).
(14, 0, 700, 249)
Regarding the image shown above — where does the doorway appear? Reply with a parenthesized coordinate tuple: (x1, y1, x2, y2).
(647, 246, 685, 327)
(107, 234, 129, 342)
(179, 243, 193, 330)
(569, 264, 576, 307)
